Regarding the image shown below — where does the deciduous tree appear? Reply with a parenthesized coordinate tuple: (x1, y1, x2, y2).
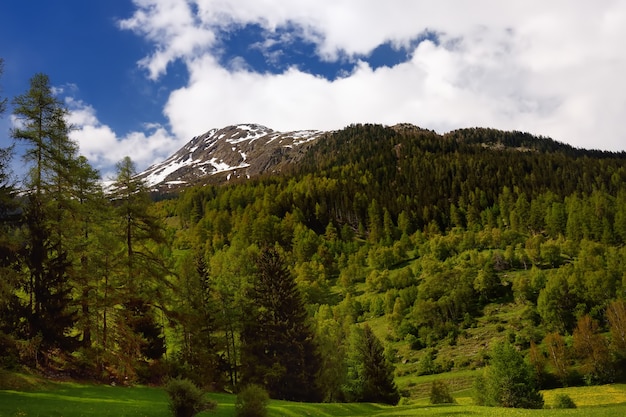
(474, 342, 543, 409)
(11, 73, 79, 352)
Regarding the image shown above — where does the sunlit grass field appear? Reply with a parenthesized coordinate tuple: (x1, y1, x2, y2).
(2, 374, 626, 417)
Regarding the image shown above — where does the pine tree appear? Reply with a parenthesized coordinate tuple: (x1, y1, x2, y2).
(240, 246, 321, 401)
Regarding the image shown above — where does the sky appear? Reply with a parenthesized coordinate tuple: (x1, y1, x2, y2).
(1, 1, 625, 179)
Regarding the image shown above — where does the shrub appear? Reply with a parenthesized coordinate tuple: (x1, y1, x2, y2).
(429, 380, 455, 404)
(165, 377, 216, 417)
(235, 384, 270, 417)
(553, 393, 576, 409)
(0, 332, 19, 370)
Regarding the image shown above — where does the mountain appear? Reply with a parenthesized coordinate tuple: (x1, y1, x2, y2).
(136, 124, 325, 191)
(137, 122, 626, 193)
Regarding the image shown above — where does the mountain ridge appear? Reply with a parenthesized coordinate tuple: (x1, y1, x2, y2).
(136, 124, 326, 191)
(137, 123, 626, 193)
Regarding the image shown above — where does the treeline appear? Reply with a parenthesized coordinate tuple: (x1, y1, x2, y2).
(292, 124, 626, 233)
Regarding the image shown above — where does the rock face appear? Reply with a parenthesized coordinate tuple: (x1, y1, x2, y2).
(136, 124, 326, 191)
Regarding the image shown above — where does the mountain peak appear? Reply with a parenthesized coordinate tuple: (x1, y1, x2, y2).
(137, 124, 325, 191)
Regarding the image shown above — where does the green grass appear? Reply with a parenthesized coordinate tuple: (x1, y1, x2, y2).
(2, 379, 626, 417)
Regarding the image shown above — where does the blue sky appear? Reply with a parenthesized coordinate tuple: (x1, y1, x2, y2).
(1, 1, 625, 178)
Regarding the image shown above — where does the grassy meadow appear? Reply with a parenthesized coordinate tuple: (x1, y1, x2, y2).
(2, 371, 626, 417)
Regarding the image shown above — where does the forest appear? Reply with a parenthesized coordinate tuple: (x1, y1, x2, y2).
(2, 69, 626, 408)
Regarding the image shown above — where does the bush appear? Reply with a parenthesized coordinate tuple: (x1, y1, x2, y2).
(165, 377, 216, 417)
(235, 384, 270, 417)
(429, 380, 455, 404)
(0, 332, 20, 370)
(553, 393, 576, 409)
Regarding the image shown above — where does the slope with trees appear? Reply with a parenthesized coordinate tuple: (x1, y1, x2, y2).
(2, 68, 626, 408)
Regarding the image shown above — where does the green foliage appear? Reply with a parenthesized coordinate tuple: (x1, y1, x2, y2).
(164, 377, 216, 417)
(553, 393, 577, 409)
(474, 342, 544, 409)
(240, 247, 321, 401)
(344, 324, 400, 405)
(10, 72, 80, 352)
(235, 384, 270, 417)
(429, 380, 455, 404)
(3, 116, 626, 400)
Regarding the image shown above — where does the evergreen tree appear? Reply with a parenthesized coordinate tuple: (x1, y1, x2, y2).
(71, 156, 105, 349)
(314, 305, 347, 402)
(240, 246, 321, 401)
(344, 324, 400, 405)
(11, 73, 78, 352)
(0, 105, 19, 349)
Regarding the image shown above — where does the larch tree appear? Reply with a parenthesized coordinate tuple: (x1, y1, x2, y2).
(171, 248, 226, 389)
(0, 58, 20, 344)
(11, 73, 80, 353)
(107, 156, 169, 377)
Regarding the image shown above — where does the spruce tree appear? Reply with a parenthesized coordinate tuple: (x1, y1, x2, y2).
(345, 324, 400, 405)
(240, 246, 321, 401)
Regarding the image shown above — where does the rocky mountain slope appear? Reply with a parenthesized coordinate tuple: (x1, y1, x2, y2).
(136, 124, 325, 191)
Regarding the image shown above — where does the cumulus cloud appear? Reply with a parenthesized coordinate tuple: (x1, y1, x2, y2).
(112, 0, 626, 158)
(65, 98, 178, 179)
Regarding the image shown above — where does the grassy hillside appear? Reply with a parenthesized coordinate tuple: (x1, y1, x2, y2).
(1, 377, 626, 416)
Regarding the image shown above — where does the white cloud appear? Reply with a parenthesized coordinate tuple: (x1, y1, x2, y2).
(66, 99, 179, 179)
(115, 0, 626, 157)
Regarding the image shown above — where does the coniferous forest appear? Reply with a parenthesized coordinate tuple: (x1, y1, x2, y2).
(2, 69, 626, 407)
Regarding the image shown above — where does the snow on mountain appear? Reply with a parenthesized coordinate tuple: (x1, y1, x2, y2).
(136, 124, 325, 191)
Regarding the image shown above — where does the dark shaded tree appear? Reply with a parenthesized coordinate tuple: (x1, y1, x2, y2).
(240, 246, 321, 401)
(172, 249, 226, 389)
